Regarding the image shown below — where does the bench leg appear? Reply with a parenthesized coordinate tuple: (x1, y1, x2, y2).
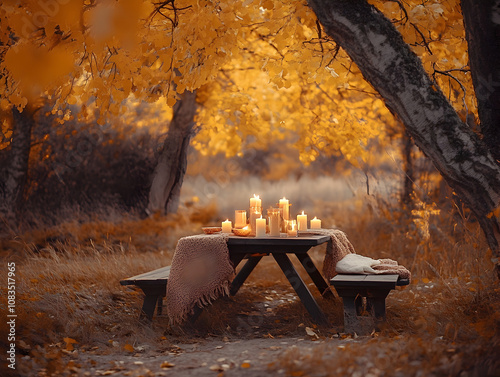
(367, 296, 387, 323)
(140, 294, 160, 322)
(157, 295, 165, 316)
(339, 289, 392, 334)
(137, 284, 167, 322)
(355, 295, 364, 315)
(342, 296, 359, 333)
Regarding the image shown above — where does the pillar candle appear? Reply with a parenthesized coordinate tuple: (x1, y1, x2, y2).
(268, 208, 281, 237)
(255, 216, 267, 237)
(279, 197, 289, 220)
(250, 208, 261, 234)
(235, 210, 247, 228)
(250, 194, 261, 208)
(222, 219, 232, 233)
(297, 211, 307, 231)
(286, 220, 297, 237)
(310, 217, 321, 229)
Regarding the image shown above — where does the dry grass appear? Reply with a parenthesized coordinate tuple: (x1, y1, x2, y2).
(1, 195, 499, 376)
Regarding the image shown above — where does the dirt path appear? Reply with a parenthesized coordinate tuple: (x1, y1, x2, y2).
(70, 336, 352, 377)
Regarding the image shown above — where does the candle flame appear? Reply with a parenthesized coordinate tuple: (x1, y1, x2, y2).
(253, 194, 260, 199)
(313, 216, 318, 220)
(281, 197, 287, 200)
(243, 226, 249, 229)
(259, 215, 263, 219)
(301, 210, 305, 215)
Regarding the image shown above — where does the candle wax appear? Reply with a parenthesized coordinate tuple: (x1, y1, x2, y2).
(297, 211, 307, 231)
(222, 220, 232, 233)
(310, 217, 321, 229)
(255, 217, 266, 237)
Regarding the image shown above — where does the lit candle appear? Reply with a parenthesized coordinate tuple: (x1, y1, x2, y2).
(250, 208, 262, 234)
(255, 216, 266, 237)
(250, 194, 261, 208)
(222, 219, 232, 233)
(279, 197, 289, 220)
(310, 217, 321, 229)
(268, 208, 281, 237)
(235, 210, 247, 228)
(297, 211, 307, 231)
(286, 220, 297, 237)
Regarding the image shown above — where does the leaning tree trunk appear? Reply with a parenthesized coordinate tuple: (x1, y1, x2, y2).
(461, 0, 500, 163)
(401, 132, 414, 209)
(147, 90, 197, 215)
(0, 106, 35, 222)
(307, 0, 500, 274)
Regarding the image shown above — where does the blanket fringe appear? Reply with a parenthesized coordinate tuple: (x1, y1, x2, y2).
(169, 281, 231, 326)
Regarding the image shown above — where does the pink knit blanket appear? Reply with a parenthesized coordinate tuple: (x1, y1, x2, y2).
(166, 234, 235, 324)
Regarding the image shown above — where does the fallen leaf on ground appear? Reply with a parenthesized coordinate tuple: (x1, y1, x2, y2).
(209, 364, 223, 372)
(305, 327, 319, 339)
(161, 361, 175, 368)
(64, 337, 78, 351)
(241, 362, 251, 368)
(123, 344, 134, 352)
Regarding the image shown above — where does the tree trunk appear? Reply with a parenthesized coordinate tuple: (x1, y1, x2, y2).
(147, 90, 197, 215)
(0, 107, 35, 221)
(461, 0, 500, 163)
(307, 0, 500, 273)
(402, 132, 414, 208)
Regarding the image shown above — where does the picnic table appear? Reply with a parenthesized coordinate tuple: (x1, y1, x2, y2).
(121, 234, 331, 324)
(121, 233, 409, 331)
(227, 234, 332, 326)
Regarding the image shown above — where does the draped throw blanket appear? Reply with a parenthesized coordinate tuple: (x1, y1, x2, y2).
(166, 234, 234, 324)
(307, 229, 411, 281)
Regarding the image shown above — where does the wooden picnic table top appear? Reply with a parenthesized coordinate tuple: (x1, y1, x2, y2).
(226, 234, 330, 255)
(227, 234, 330, 246)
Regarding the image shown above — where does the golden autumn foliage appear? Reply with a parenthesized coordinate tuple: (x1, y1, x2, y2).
(0, 0, 475, 166)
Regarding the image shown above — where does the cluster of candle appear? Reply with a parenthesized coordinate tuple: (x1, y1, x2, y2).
(221, 194, 322, 237)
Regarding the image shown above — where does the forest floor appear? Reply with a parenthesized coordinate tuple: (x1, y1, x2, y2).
(1, 202, 499, 376)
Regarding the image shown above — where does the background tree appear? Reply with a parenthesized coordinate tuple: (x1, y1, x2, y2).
(147, 90, 197, 215)
(0, 106, 36, 220)
(307, 0, 500, 275)
(461, 0, 500, 163)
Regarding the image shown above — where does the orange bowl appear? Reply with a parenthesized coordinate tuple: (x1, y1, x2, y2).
(232, 228, 251, 237)
(202, 227, 222, 234)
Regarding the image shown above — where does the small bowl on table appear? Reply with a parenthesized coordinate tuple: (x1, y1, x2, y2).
(232, 227, 251, 237)
(202, 227, 222, 235)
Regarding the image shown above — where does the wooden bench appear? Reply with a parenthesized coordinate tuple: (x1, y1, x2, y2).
(330, 274, 410, 334)
(120, 266, 170, 322)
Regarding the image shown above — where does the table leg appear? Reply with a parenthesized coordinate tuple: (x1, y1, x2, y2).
(272, 253, 330, 326)
(295, 254, 333, 298)
(229, 253, 246, 269)
(230, 256, 263, 296)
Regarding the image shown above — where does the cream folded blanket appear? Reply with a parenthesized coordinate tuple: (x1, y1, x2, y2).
(306, 229, 411, 281)
(166, 234, 234, 324)
(336, 254, 411, 280)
